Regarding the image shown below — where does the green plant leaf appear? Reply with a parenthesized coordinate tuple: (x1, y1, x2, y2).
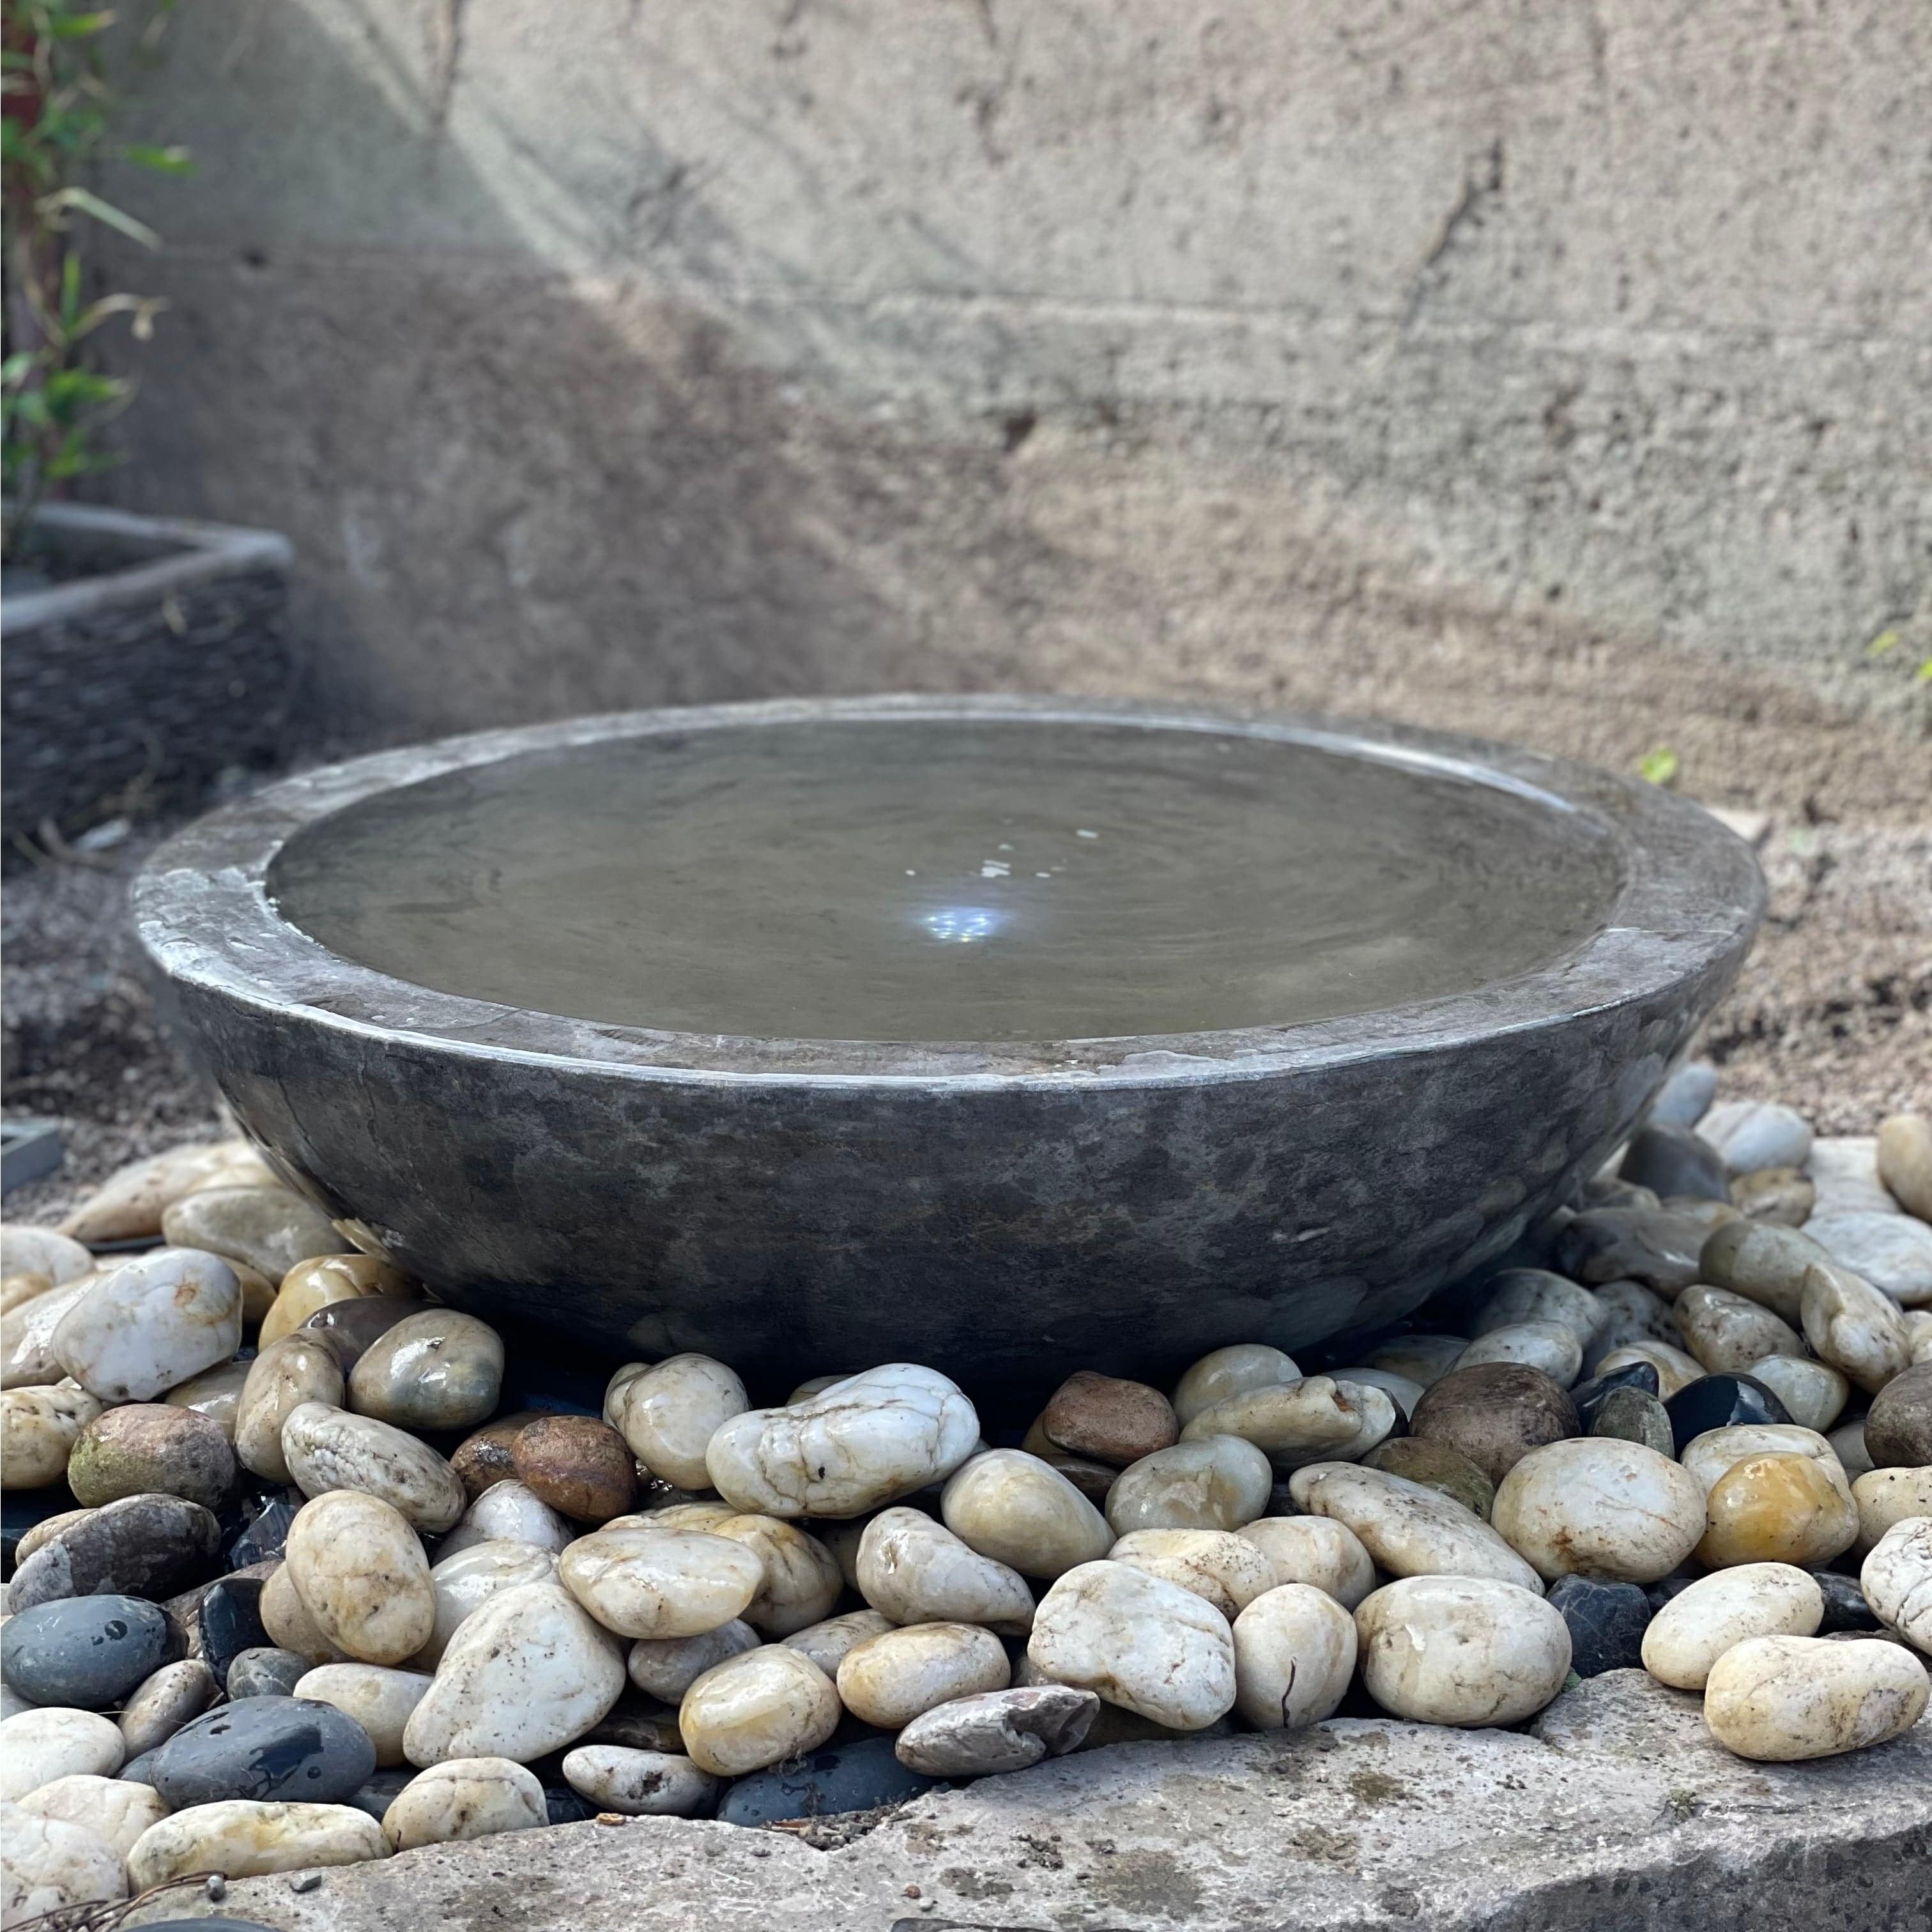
(1637, 746, 1680, 787)
(46, 12, 118, 40)
(1915, 659, 1932, 686)
(1866, 629, 1901, 659)
(40, 183, 162, 247)
(121, 141, 192, 174)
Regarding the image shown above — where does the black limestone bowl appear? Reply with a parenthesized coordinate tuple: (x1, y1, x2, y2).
(135, 695, 1763, 1394)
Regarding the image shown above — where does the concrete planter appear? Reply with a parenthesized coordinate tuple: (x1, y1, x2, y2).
(1, 502, 295, 845)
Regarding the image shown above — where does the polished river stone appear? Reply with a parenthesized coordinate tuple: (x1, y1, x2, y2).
(266, 718, 1622, 1044)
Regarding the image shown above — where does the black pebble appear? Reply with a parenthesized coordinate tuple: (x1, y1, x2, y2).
(544, 1786, 595, 1825)
(344, 1765, 415, 1822)
(198, 1575, 270, 1689)
(1664, 1373, 1792, 1453)
(1619, 1124, 1729, 1203)
(1814, 1569, 1882, 1633)
(1569, 1360, 1662, 1429)
(1, 1482, 81, 1580)
(1546, 1576, 1652, 1677)
(225, 1495, 301, 1570)
(717, 1735, 943, 1827)
(226, 1646, 310, 1699)
(0, 1595, 174, 1709)
(151, 1694, 376, 1807)
(120, 1747, 164, 1787)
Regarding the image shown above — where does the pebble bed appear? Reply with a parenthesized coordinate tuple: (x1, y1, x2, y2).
(1, 1073, 1930, 1926)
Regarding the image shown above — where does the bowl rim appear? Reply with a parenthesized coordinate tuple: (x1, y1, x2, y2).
(134, 694, 1765, 1087)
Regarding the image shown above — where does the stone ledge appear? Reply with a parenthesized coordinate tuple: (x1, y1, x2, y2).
(131, 1671, 1932, 1932)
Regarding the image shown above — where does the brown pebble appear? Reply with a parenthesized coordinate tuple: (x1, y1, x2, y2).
(1862, 1361, 1932, 1470)
(1407, 1362, 1579, 1485)
(1039, 1370, 1179, 1468)
(66, 1403, 237, 1512)
(1360, 1436, 1496, 1519)
(512, 1414, 638, 1522)
(1029, 1449, 1120, 1506)
(450, 1409, 546, 1498)
(1728, 1167, 1815, 1227)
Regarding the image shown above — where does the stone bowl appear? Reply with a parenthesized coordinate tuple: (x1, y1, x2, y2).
(135, 696, 1763, 1394)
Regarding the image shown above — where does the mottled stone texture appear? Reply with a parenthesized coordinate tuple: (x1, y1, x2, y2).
(90, 1, 1931, 744)
(150, 1672, 1932, 1932)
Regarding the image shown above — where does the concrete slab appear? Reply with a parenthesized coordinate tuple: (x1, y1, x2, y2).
(133, 1671, 1932, 1932)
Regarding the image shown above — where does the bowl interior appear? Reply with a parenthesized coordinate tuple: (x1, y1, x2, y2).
(266, 714, 1623, 1045)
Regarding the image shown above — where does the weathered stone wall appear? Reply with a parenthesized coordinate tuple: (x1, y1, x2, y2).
(97, 0, 1931, 740)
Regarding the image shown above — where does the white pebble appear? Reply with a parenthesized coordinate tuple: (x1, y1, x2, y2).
(1100, 1434, 1275, 1536)
(1230, 1583, 1358, 1730)
(1354, 1576, 1570, 1726)
(17, 1772, 166, 1858)
(126, 1798, 389, 1887)
(941, 1448, 1115, 1578)
(1800, 1261, 1913, 1393)
(1853, 1469, 1932, 1556)
(1234, 1515, 1377, 1609)
(836, 1621, 1009, 1729)
(1701, 1100, 1813, 1176)
(435, 1479, 575, 1560)
(1170, 1344, 1301, 1427)
(0, 1802, 125, 1920)
(0, 1383, 103, 1487)
(49, 1249, 241, 1403)
(382, 1756, 546, 1849)
(611, 1353, 749, 1491)
(1672, 1285, 1805, 1375)
(404, 1582, 625, 1765)
(1470, 1270, 1606, 1345)
(1454, 1322, 1583, 1386)
(1860, 1516, 1932, 1654)
(1288, 1462, 1542, 1593)
(1591, 1339, 1704, 1397)
(294, 1664, 433, 1766)
(1179, 1377, 1398, 1470)
(234, 1336, 345, 1483)
(1107, 1528, 1277, 1618)
(284, 1489, 435, 1665)
(281, 1399, 466, 1532)
(1641, 1563, 1825, 1689)
(856, 1506, 1034, 1629)
(1743, 1354, 1849, 1433)
(778, 1610, 895, 1678)
(558, 1524, 765, 1639)
(677, 1644, 840, 1775)
(1026, 1560, 1236, 1731)
(418, 1538, 562, 1668)
(0, 1708, 124, 1802)
(1804, 1213, 1932, 1307)
(561, 1745, 720, 1817)
(708, 1514, 844, 1636)
(0, 1228, 93, 1285)
(116, 1659, 215, 1757)
(705, 1363, 979, 1518)
(627, 1620, 761, 1701)
(1491, 1438, 1706, 1583)
(1704, 1634, 1928, 1760)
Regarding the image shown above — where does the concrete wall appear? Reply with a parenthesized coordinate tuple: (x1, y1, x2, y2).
(97, 0, 1931, 742)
